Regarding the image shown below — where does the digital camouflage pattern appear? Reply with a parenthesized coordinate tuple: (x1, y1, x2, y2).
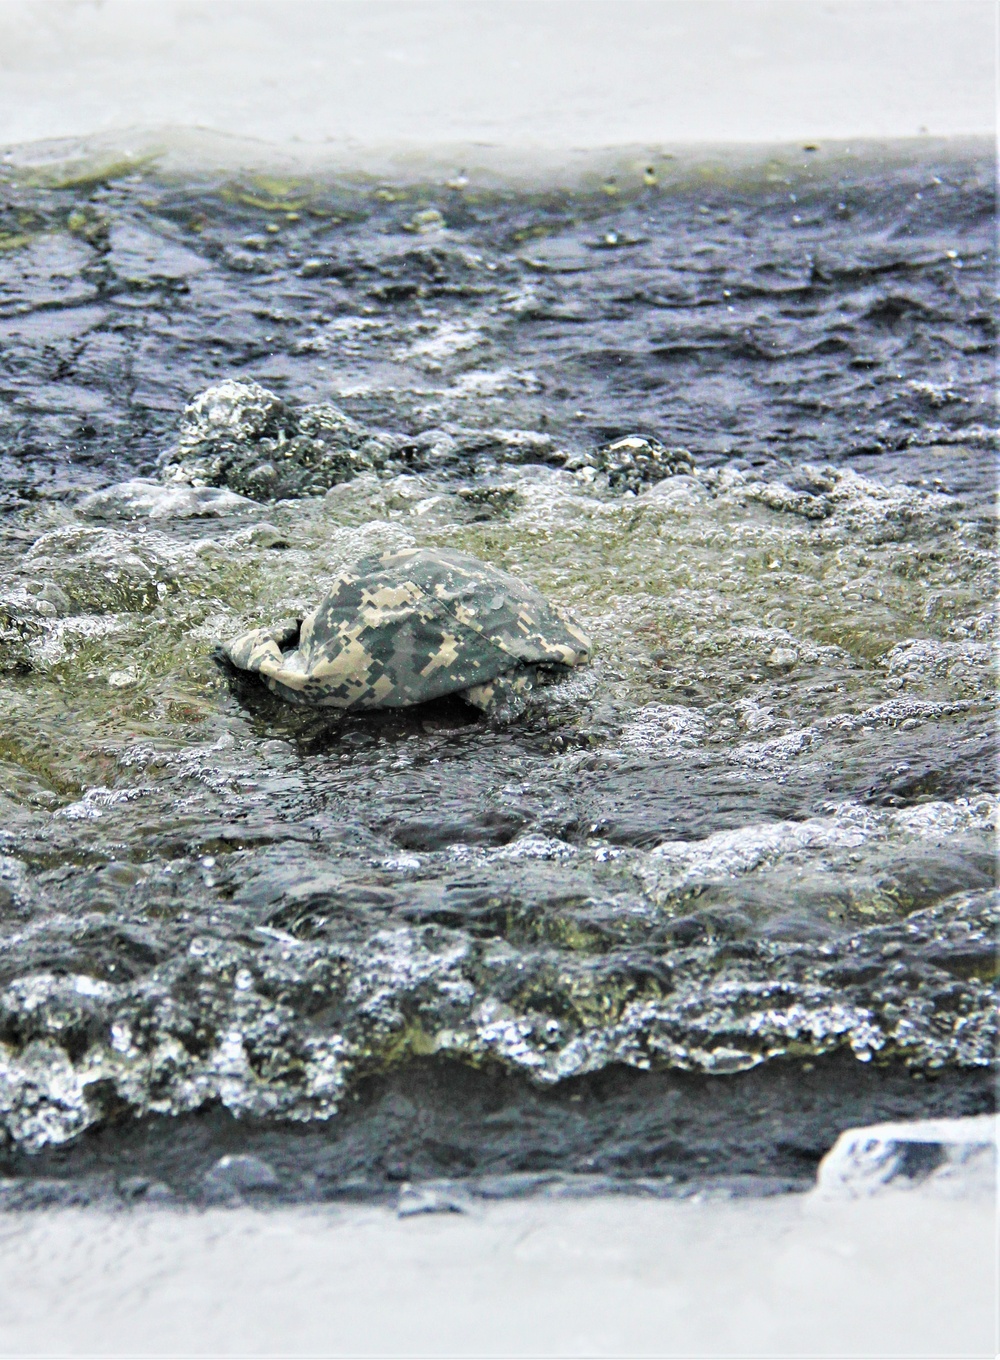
(223, 546, 592, 719)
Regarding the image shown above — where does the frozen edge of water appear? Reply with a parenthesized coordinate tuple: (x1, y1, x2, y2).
(0, 127, 994, 193)
(0, 1179, 993, 1357)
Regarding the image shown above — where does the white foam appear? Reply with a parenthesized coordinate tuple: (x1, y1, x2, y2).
(640, 795, 997, 901)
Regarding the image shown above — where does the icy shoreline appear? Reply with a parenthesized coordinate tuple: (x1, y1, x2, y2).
(0, 1182, 993, 1356)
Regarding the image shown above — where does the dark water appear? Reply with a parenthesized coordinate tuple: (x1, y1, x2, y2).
(0, 139, 994, 1204)
(0, 140, 994, 502)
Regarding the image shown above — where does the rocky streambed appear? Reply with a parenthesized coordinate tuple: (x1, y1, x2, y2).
(0, 137, 994, 1203)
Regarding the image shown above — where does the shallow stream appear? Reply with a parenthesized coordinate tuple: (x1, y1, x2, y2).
(0, 136, 994, 1204)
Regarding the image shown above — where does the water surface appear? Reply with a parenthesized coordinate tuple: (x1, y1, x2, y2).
(0, 137, 994, 1202)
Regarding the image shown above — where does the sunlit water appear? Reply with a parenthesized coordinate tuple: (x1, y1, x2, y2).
(0, 137, 994, 1203)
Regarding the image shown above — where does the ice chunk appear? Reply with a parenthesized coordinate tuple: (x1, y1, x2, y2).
(815, 1115, 996, 1198)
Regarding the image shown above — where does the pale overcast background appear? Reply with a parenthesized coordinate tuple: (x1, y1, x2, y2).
(0, 0, 994, 149)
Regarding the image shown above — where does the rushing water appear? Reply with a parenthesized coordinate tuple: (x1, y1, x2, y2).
(0, 137, 994, 1204)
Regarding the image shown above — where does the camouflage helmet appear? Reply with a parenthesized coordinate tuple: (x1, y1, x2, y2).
(222, 546, 591, 721)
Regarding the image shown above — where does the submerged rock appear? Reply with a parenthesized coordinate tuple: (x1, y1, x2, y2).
(21, 526, 177, 615)
(0, 524, 184, 671)
(77, 479, 254, 521)
(594, 436, 695, 491)
(222, 546, 592, 721)
(159, 380, 391, 500)
(202, 1154, 281, 1201)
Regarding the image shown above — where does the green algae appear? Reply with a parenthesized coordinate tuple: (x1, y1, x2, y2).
(0, 454, 993, 812)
